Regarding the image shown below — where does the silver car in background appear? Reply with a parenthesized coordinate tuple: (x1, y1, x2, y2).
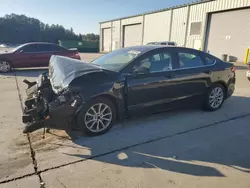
(147, 41, 177, 46)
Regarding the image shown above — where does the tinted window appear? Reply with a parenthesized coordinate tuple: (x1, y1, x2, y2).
(152, 54, 161, 61)
(160, 42, 167, 45)
(92, 48, 142, 71)
(22, 45, 38, 53)
(204, 54, 217, 65)
(168, 42, 176, 46)
(50, 45, 66, 52)
(36, 44, 51, 52)
(178, 52, 204, 68)
(22, 44, 52, 53)
(136, 52, 173, 73)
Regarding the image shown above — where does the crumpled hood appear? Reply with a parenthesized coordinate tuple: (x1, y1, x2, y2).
(49, 55, 103, 94)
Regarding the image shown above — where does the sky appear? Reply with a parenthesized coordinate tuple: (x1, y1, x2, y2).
(0, 0, 195, 34)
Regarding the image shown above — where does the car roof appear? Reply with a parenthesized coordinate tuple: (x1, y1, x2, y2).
(123, 45, 199, 53)
(23, 42, 58, 46)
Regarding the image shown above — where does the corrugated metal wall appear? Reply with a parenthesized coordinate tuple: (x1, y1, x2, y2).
(100, 22, 111, 29)
(205, 8, 250, 62)
(123, 24, 143, 47)
(170, 7, 189, 47)
(111, 20, 121, 51)
(121, 16, 143, 47)
(100, 0, 250, 52)
(143, 10, 172, 44)
(186, 0, 250, 48)
(121, 16, 143, 25)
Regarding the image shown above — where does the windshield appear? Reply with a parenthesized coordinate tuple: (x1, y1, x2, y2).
(11, 44, 26, 52)
(91, 48, 142, 71)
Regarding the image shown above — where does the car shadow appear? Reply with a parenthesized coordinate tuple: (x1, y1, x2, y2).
(46, 95, 250, 178)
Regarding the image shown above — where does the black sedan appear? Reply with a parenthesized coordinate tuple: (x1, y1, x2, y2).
(22, 46, 236, 135)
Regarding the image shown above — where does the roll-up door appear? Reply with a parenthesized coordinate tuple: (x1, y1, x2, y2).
(102, 28, 111, 52)
(123, 24, 142, 47)
(206, 8, 250, 62)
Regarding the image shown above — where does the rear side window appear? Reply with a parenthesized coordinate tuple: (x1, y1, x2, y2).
(152, 54, 161, 61)
(36, 44, 51, 52)
(50, 45, 66, 52)
(178, 52, 204, 68)
(21, 44, 65, 53)
(204, 54, 217, 65)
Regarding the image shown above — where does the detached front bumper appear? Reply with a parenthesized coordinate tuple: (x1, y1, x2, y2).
(22, 102, 77, 133)
(22, 76, 82, 133)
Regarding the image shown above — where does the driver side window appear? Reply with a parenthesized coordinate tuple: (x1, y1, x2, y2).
(21, 45, 37, 53)
(135, 52, 173, 73)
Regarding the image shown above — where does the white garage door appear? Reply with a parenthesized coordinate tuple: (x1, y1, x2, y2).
(206, 8, 250, 62)
(123, 24, 142, 47)
(102, 28, 111, 52)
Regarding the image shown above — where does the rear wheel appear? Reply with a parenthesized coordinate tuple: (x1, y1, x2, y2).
(77, 98, 116, 136)
(0, 60, 12, 73)
(204, 84, 225, 111)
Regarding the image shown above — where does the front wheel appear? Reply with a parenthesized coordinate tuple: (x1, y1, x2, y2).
(77, 98, 116, 136)
(0, 60, 12, 73)
(204, 84, 225, 111)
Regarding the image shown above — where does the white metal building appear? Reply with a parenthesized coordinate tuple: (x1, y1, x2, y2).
(100, 0, 250, 62)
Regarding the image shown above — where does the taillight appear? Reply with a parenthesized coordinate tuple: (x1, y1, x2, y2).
(231, 66, 236, 72)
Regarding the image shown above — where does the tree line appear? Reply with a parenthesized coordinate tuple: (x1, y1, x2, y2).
(0, 14, 99, 44)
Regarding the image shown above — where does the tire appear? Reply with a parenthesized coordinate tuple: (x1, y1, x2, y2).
(77, 97, 116, 136)
(248, 77, 250, 82)
(204, 84, 225, 111)
(0, 60, 12, 73)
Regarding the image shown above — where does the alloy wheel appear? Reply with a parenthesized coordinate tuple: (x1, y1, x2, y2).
(0, 61, 11, 72)
(209, 87, 224, 109)
(84, 103, 112, 133)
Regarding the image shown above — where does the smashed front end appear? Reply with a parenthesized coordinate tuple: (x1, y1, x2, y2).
(22, 73, 82, 133)
(22, 56, 87, 133)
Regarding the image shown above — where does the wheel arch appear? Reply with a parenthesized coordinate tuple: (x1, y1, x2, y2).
(0, 58, 13, 72)
(74, 93, 124, 123)
(0, 58, 12, 65)
(92, 94, 125, 121)
(211, 81, 228, 97)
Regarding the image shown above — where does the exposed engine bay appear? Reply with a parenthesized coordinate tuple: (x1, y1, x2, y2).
(21, 55, 114, 134)
(22, 72, 81, 133)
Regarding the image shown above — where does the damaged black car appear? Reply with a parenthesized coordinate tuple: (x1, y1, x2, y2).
(22, 46, 235, 136)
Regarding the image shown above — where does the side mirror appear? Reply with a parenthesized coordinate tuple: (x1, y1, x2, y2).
(133, 66, 150, 76)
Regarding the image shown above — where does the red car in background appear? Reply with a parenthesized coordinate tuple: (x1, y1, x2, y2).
(0, 42, 81, 72)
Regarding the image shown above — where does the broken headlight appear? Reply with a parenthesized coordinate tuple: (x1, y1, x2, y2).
(57, 89, 82, 107)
